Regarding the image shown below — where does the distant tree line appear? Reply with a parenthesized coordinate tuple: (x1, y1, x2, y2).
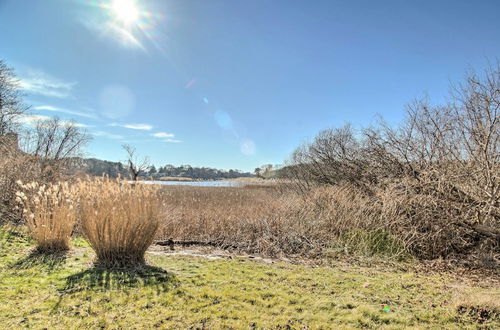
(66, 158, 254, 180)
(150, 164, 254, 180)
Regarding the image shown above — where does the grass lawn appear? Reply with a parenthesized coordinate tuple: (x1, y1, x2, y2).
(1, 227, 498, 329)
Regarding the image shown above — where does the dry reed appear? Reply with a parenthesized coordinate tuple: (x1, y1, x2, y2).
(15, 181, 77, 252)
(77, 178, 164, 268)
(158, 185, 406, 259)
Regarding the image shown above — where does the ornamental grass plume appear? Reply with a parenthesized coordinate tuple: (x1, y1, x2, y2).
(77, 177, 164, 268)
(16, 180, 77, 252)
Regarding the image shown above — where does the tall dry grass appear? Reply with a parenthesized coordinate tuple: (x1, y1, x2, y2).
(158, 185, 407, 259)
(77, 178, 164, 268)
(16, 181, 77, 252)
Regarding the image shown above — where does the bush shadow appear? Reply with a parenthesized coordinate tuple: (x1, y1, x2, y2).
(12, 249, 68, 270)
(60, 264, 178, 294)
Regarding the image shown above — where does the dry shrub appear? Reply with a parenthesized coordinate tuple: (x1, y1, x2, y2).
(78, 178, 164, 268)
(378, 179, 500, 262)
(15, 181, 77, 252)
(281, 65, 499, 263)
(0, 146, 40, 224)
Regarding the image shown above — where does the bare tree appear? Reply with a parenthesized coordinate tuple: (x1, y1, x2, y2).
(24, 117, 92, 180)
(0, 60, 29, 136)
(122, 144, 150, 181)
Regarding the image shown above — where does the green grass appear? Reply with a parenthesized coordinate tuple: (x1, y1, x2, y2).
(0, 226, 498, 329)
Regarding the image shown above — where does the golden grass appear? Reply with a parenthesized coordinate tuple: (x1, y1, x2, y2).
(16, 181, 77, 252)
(77, 178, 164, 268)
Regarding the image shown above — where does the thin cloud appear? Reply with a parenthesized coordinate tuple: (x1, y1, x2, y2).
(110, 123, 153, 130)
(19, 68, 75, 99)
(91, 131, 124, 140)
(162, 138, 181, 143)
(33, 105, 99, 120)
(151, 132, 174, 138)
(71, 122, 91, 128)
(14, 114, 89, 128)
(13, 114, 51, 126)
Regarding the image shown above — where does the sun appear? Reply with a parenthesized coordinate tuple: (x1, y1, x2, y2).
(110, 0, 140, 24)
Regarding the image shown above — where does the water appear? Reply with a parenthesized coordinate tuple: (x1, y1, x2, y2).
(138, 180, 241, 187)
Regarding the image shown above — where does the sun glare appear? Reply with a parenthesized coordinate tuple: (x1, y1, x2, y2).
(110, 0, 140, 24)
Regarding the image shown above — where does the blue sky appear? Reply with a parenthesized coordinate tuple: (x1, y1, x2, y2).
(1, 0, 499, 171)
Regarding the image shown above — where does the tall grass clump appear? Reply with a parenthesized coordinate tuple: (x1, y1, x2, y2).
(77, 178, 164, 268)
(16, 181, 77, 252)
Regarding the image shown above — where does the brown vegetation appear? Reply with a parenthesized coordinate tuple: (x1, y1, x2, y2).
(78, 178, 164, 267)
(281, 65, 499, 263)
(15, 181, 77, 252)
(158, 185, 407, 259)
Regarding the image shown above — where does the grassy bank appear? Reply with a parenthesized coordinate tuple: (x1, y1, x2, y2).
(1, 227, 498, 329)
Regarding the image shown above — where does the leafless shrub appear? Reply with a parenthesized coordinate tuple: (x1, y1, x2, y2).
(283, 64, 500, 261)
(0, 137, 41, 224)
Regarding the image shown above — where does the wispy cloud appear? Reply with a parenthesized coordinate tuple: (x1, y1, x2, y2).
(13, 114, 52, 126)
(33, 105, 99, 120)
(110, 123, 153, 130)
(19, 68, 75, 99)
(91, 130, 124, 140)
(14, 114, 90, 128)
(151, 132, 174, 138)
(150, 131, 180, 142)
(71, 122, 91, 128)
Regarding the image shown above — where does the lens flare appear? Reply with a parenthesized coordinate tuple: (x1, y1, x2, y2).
(110, 0, 139, 24)
(81, 0, 165, 52)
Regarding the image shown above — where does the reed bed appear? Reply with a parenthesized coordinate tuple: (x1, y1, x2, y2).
(158, 185, 405, 259)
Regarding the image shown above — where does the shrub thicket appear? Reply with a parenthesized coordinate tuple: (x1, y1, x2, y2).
(282, 65, 499, 262)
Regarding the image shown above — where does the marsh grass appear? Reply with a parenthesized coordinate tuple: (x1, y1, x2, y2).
(78, 178, 164, 268)
(159, 185, 410, 259)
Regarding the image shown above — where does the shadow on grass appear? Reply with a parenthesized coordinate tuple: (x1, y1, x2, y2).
(60, 265, 178, 294)
(12, 249, 68, 270)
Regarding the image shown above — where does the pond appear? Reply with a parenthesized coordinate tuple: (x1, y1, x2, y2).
(138, 180, 242, 187)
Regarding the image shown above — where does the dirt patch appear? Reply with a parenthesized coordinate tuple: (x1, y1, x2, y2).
(148, 244, 287, 264)
(456, 305, 500, 324)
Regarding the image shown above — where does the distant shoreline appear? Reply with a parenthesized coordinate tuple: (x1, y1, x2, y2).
(139, 176, 259, 182)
